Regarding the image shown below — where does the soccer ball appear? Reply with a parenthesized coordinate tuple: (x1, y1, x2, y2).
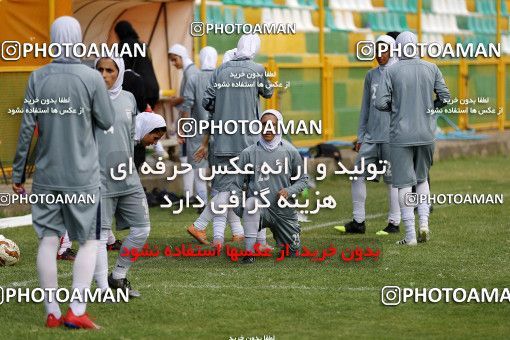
(0, 235, 20, 266)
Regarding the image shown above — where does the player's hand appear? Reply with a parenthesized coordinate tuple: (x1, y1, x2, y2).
(177, 135, 185, 144)
(12, 183, 25, 195)
(168, 96, 179, 106)
(194, 144, 208, 162)
(355, 143, 362, 152)
(277, 188, 289, 199)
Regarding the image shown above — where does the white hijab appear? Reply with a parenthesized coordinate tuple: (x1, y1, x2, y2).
(50, 16, 82, 63)
(199, 46, 217, 70)
(135, 110, 167, 142)
(168, 44, 193, 70)
(222, 48, 237, 64)
(396, 31, 419, 60)
(94, 57, 125, 100)
(234, 34, 260, 60)
(376, 35, 398, 72)
(259, 109, 283, 152)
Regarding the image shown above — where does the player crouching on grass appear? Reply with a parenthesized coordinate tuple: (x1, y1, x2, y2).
(232, 110, 309, 264)
(375, 31, 450, 245)
(336, 35, 401, 236)
(93, 56, 163, 298)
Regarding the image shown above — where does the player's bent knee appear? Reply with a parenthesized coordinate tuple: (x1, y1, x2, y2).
(128, 226, 150, 243)
(244, 196, 259, 211)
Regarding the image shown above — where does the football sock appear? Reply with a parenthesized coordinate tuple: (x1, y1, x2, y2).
(69, 240, 98, 316)
(399, 187, 416, 242)
(228, 209, 244, 236)
(181, 156, 194, 198)
(256, 228, 267, 245)
(94, 229, 109, 291)
(211, 191, 228, 240)
(352, 177, 367, 223)
(107, 229, 116, 245)
(194, 204, 213, 230)
(37, 236, 61, 318)
(112, 227, 150, 280)
(243, 197, 260, 252)
(388, 184, 401, 225)
(194, 168, 208, 204)
(416, 180, 430, 228)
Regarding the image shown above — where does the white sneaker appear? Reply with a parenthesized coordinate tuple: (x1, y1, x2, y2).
(396, 238, 417, 246)
(418, 226, 430, 243)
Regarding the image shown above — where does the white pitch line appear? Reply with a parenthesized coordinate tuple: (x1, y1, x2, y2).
(4, 272, 72, 288)
(141, 282, 378, 292)
(0, 214, 33, 229)
(4, 277, 378, 293)
(301, 203, 454, 232)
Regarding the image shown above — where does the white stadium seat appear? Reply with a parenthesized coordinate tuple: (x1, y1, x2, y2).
(261, 8, 273, 24)
(291, 8, 307, 32)
(301, 9, 319, 31)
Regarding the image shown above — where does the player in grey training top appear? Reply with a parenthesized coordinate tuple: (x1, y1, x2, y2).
(181, 46, 248, 247)
(12, 16, 114, 329)
(169, 43, 200, 203)
(93, 56, 152, 298)
(339, 35, 401, 236)
(233, 109, 309, 264)
(187, 34, 274, 246)
(181, 46, 217, 205)
(375, 31, 450, 246)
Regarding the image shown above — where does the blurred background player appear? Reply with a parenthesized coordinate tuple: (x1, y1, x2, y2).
(387, 31, 433, 214)
(168, 44, 199, 205)
(179, 46, 217, 209)
(189, 34, 273, 245)
(12, 16, 114, 329)
(233, 109, 309, 264)
(93, 56, 152, 298)
(338, 35, 401, 235)
(114, 20, 159, 108)
(180, 46, 245, 247)
(375, 31, 450, 245)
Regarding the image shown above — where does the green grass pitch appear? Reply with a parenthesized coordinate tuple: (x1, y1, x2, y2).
(0, 155, 509, 339)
